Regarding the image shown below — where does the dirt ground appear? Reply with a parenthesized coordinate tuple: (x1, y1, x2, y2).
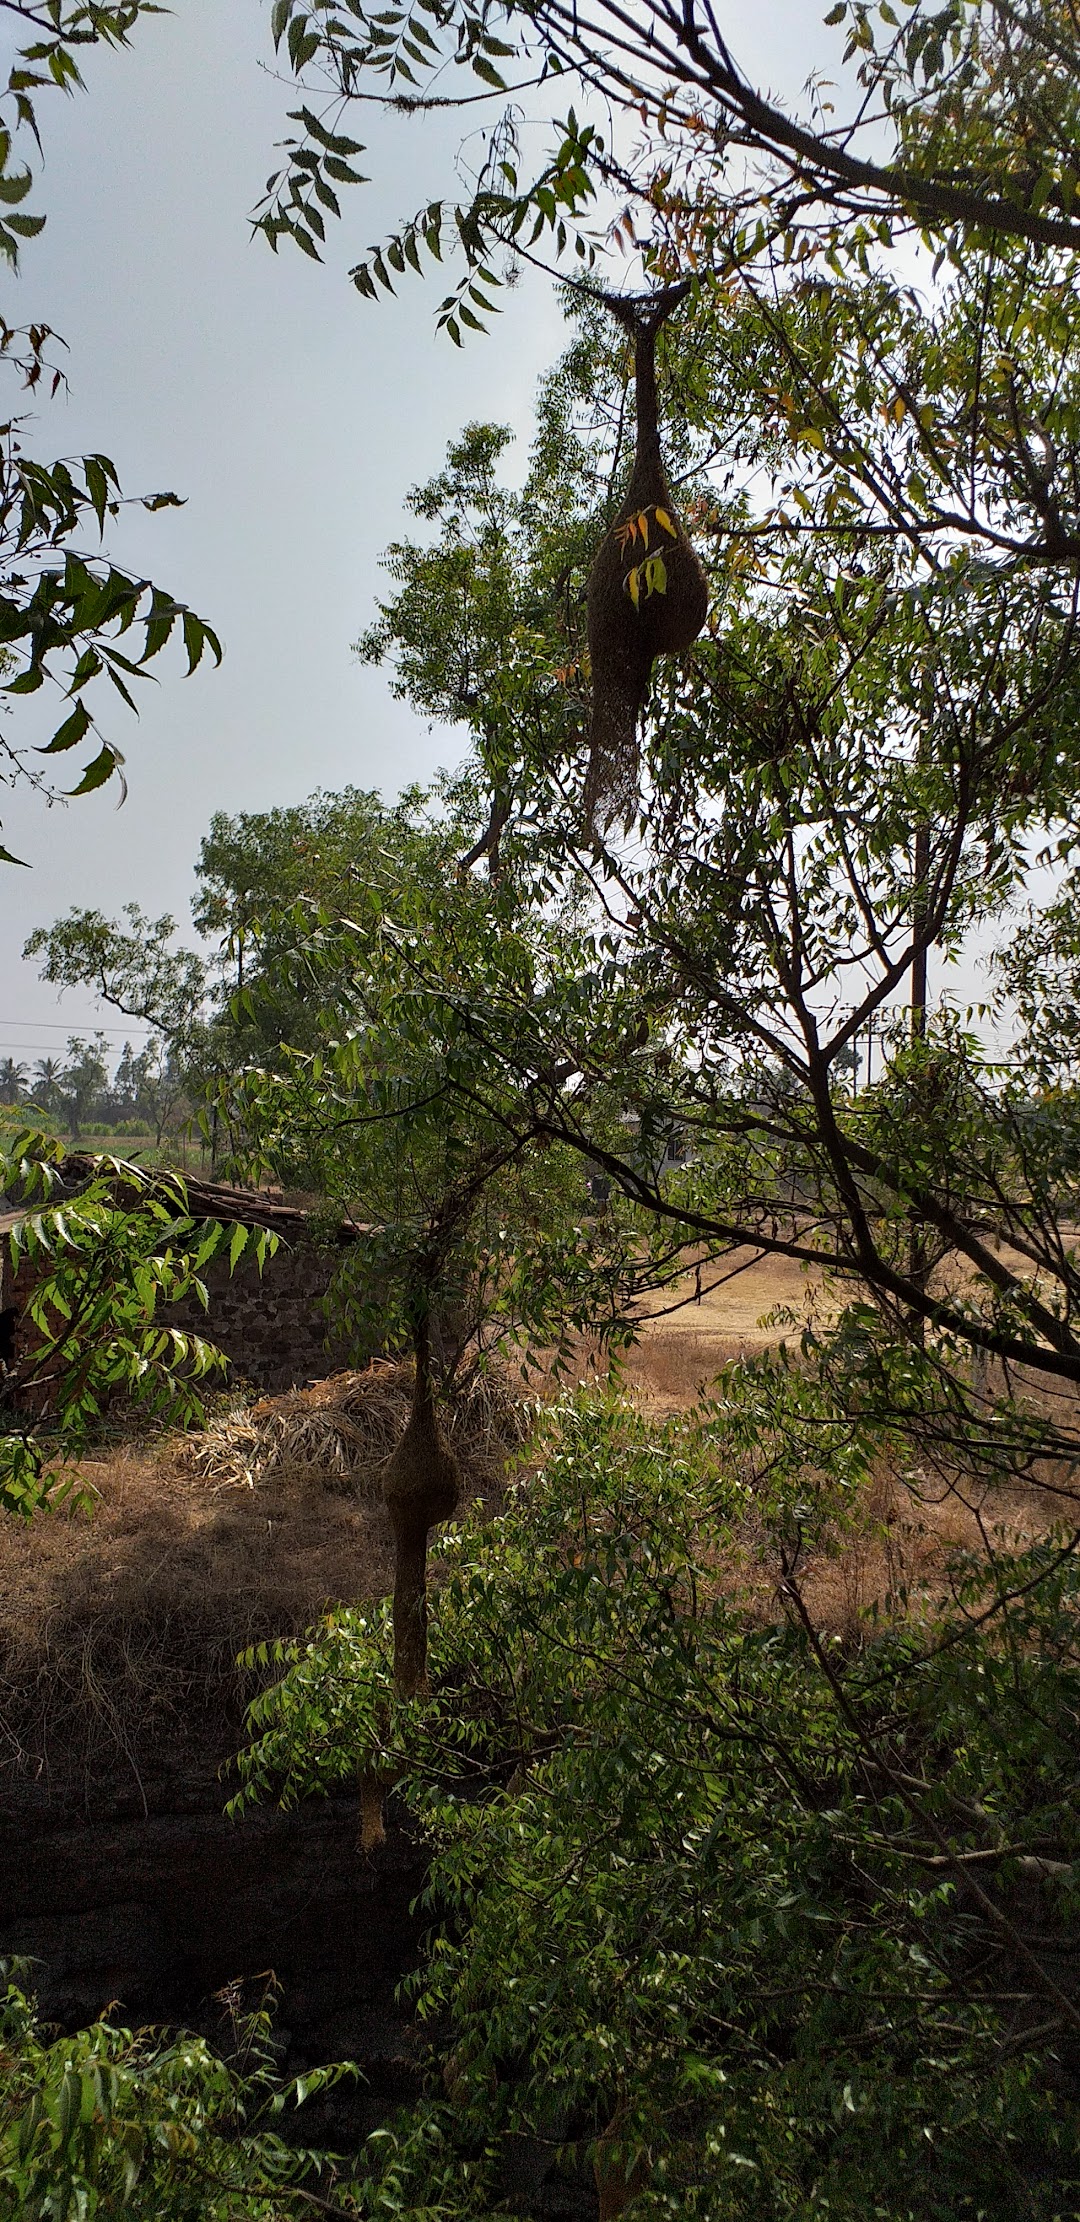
(0, 1265, 1065, 1799)
(624, 1247, 828, 1404)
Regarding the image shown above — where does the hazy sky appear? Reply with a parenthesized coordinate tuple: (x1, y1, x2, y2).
(0, 1, 821, 1069)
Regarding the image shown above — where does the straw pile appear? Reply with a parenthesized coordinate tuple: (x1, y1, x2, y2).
(184, 1358, 531, 1497)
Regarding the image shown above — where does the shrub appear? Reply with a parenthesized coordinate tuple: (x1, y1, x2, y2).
(0, 1964, 355, 2221)
(235, 1389, 1080, 2220)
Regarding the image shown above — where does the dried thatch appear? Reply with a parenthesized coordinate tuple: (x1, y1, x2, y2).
(184, 1359, 531, 1498)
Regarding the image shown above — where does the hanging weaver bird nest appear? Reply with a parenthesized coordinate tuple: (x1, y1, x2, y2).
(583, 281, 709, 832)
(381, 1324, 462, 1696)
(185, 1358, 530, 1497)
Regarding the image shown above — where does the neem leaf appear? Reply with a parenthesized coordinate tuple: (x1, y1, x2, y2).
(182, 611, 207, 672)
(38, 698, 90, 754)
(85, 455, 110, 533)
(288, 220, 323, 259)
(0, 169, 33, 206)
(323, 156, 368, 184)
(67, 744, 117, 796)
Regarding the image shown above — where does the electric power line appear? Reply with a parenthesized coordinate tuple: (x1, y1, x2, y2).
(0, 1017, 158, 1033)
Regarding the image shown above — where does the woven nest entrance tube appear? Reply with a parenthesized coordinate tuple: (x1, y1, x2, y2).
(360, 1318, 460, 1851)
(583, 281, 709, 832)
(381, 1314, 460, 1698)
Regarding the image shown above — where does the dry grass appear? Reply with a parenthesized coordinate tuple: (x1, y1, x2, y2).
(612, 1253, 1065, 1638)
(713, 1450, 1062, 1646)
(795, 1465, 1048, 1639)
(186, 1359, 530, 1498)
(0, 1361, 529, 1810)
(624, 1248, 830, 1407)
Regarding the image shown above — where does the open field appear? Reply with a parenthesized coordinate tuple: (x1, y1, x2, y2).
(624, 1246, 828, 1404)
(53, 1133, 215, 1174)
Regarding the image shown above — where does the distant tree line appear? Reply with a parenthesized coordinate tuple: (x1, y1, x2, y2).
(0, 1033, 185, 1143)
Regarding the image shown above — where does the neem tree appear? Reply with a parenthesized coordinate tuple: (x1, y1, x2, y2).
(59, 13, 1067, 2209)
(226, 289, 1080, 2201)
(0, 4, 220, 857)
(211, 12, 1080, 2207)
(207, 780, 662, 1696)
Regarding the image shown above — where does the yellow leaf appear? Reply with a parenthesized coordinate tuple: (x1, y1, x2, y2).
(626, 563, 641, 608)
(636, 509, 651, 544)
(649, 554, 668, 595)
(655, 506, 677, 538)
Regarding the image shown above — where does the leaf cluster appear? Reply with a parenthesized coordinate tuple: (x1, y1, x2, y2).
(0, 1961, 357, 2221)
(235, 1389, 1080, 2218)
(0, 1135, 276, 1515)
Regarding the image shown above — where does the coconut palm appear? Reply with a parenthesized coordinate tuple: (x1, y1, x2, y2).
(31, 1056, 63, 1117)
(0, 1058, 28, 1104)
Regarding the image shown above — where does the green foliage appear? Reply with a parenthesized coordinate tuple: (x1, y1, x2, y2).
(0, 2, 221, 849)
(341, 272, 1080, 1434)
(0, 1961, 357, 2221)
(258, 0, 1080, 344)
(192, 785, 448, 1063)
(0, 441, 221, 818)
(209, 785, 639, 1380)
(24, 906, 207, 1048)
(0, 1134, 276, 1516)
(205, 14, 1080, 2208)
(235, 1389, 1080, 2220)
(992, 862, 1080, 1091)
(24, 796, 446, 1141)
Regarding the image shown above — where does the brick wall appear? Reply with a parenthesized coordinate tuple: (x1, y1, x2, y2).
(3, 1235, 371, 1401)
(164, 1242, 357, 1394)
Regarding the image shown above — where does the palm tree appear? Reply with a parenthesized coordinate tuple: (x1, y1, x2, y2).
(32, 1056, 63, 1116)
(0, 1058, 28, 1104)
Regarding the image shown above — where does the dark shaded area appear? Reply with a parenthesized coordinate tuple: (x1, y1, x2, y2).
(0, 1305, 18, 1377)
(0, 1782, 427, 2145)
(0, 1775, 604, 2213)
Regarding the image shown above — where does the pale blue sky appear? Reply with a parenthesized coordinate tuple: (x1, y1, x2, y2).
(0, 1, 822, 1068)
